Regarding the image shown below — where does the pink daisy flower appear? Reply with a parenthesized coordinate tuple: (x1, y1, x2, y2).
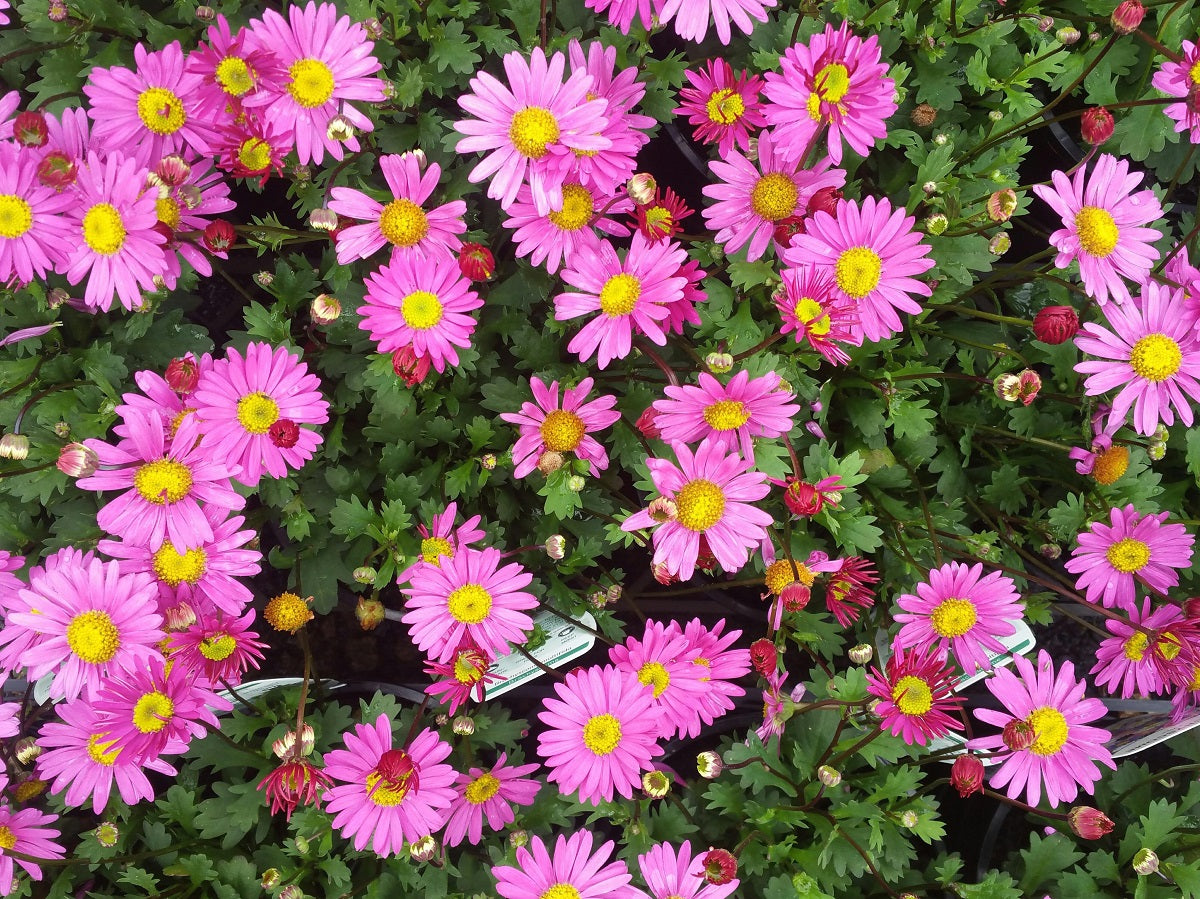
(783, 195, 935, 343)
(168, 609, 266, 686)
(1064, 504, 1194, 612)
(660, 0, 776, 45)
(83, 41, 212, 166)
(652, 370, 800, 461)
(866, 641, 964, 746)
(242, 1, 385, 165)
(153, 155, 236, 281)
(401, 546, 538, 664)
(322, 715, 458, 857)
(63, 151, 168, 313)
(639, 839, 740, 899)
(622, 439, 773, 582)
(0, 698, 15, 740)
(215, 116, 293, 186)
(1091, 600, 1186, 698)
(79, 409, 244, 550)
(702, 131, 845, 262)
(186, 13, 286, 125)
(0, 142, 74, 284)
(893, 561, 1024, 674)
(398, 501, 487, 586)
(757, 669, 794, 741)
(7, 554, 163, 702)
(442, 751, 540, 847)
(191, 342, 329, 487)
(664, 617, 750, 736)
(635, 187, 693, 244)
(776, 263, 860, 364)
(493, 830, 642, 899)
(1031, 153, 1163, 306)
(537, 664, 662, 804)
(554, 232, 688, 369)
(360, 253, 483, 372)
(664, 256, 709, 335)
(762, 23, 898, 165)
(1074, 280, 1200, 435)
(0, 792, 64, 896)
(423, 638, 499, 715)
(1151, 39, 1200, 143)
(500, 376, 621, 479)
(502, 180, 631, 275)
(676, 58, 767, 158)
(328, 153, 466, 265)
(968, 650, 1115, 808)
(584, 0, 663, 33)
(454, 47, 611, 214)
(35, 696, 176, 813)
(609, 620, 711, 740)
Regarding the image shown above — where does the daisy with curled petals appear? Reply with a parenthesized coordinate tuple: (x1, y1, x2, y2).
(555, 231, 688, 369)
(660, 0, 776, 45)
(0, 142, 74, 285)
(186, 13, 285, 125)
(192, 342, 329, 487)
(762, 23, 897, 165)
(401, 546, 538, 664)
(215, 117, 293, 186)
(640, 840, 740, 899)
(866, 642, 964, 746)
(243, 1, 385, 165)
(168, 609, 266, 687)
(666, 617, 750, 736)
(636, 187, 693, 244)
(424, 638, 499, 715)
(1091, 599, 1186, 698)
(776, 263, 860, 364)
(360, 253, 483, 372)
(500, 376, 621, 479)
(323, 715, 457, 857)
(1151, 39, 1200, 144)
(494, 830, 642, 899)
(622, 439, 773, 582)
(1075, 280, 1200, 435)
(1063, 504, 1194, 612)
(653, 369, 800, 461)
(893, 561, 1024, 675)
(328, 153, 466, 265)
(784, 195, 934, 343)
(502, 180, 631, 275)
(83, 41, 212, 166)
(609, 619, 710, 740)
(968, 650, 1114, 808)
(64, 151, 168, 313)
(442, 752, 540, 847)
(1031, 153, 1163, 306)
(537, 664, 662, 805)
(454, 47, 611, 214)
(703, 130, 845, 262)
(7, 554, 163, 702)
(0, 786, 64, 897)
(676, 58, 767, 158)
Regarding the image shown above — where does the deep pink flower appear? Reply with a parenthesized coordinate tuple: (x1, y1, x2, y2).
(0, 789, 64, 896)
(866, 641, 964, 746)
(0, 142, 75, 285)
(501, 376, 621, 479)
(1091, 599, 1186, 698)
(1151, 40, 1200, 144)
(493, 830, 642, 899)
(639, 839, 740, 899)
(442, 751, 540, 847)
(776, 263, 860, 364)
(676, 58, 767, 157)
(502, 180, 631, 275)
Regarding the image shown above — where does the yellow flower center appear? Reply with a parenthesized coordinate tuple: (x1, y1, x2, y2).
(421, 536, 454, 565)
(1191, 59, 1200, 86)
(134, 458, 194, 505)
(1188, 664, 1200, 691)
(199, 634, 237, 661)
(401, 290, 443, 330)
(582, 712, 621, 755)
(364, 772, 412, 807)
(1026, 706, 1069, 756)
(287, 58, 335, 108)
(1129, 333, 1182, 382)
(447, 584, 492, 624)
(379, 198, 430, 248)
(87, 733, 121, 766)
(0, 195, 32, 239)
(1155, 631, 1182, 661)
(705, 87, 745, 125)
(702, 399, 750, 432)
(674, 479, 726, 532)
(453, 651, 486, 684)
(598, 273, 641, 317)
(1074, 206, 1119, 258)
(155, 197, 181, 230)
(0, 826, 14, 851)
(547, 184, 594, 231)
(1123, 631, 1148, 661)
(236, 391, 280, 434)
(66, 610, 120, 664)
(540, 887, 582, 899)
(795, 297, 831, 335)
(750, 172, 798, 222)
(215, 56, 254, 97)
(132, 691, 175, 733)
(1105, 537, 1151, 573)
(929, 597, 978, 638)
(264, 592, 312, 632)
(540, 409, 586, 452)
(642, 205, 675, 236)
(637, 661, 670, 697)
(835, 246, 883, 299)
(1092, 445, 1129, 485)
(152, 542, 207, 586)
(891, 674, 933, 716)
(82, 203, 127, 256)
(464, 773, 501, 804)
(136, 87, 187, 135)
(508, 106, 560, 158)
(238, 137, 272, 171)
(806, 62, 851, 121)
(764, 558, 816, 595)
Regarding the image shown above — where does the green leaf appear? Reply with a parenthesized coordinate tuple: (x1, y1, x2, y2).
(118, 867, 160, 892)
(194, 782, 268, 849)
(430, 19, 481, 74)
(540, 468, 584, 519)
(1116, 102, 1172, 161)
(330, 495, 377, 537)
(1019, 833, 1084, 893)
(1137, 798, 1185, 848)
(888, 398, 937, 441)
(1048, 492, 1088, 541)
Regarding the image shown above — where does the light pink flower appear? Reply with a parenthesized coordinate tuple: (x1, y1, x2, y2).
(0, 142, 74, 284)
(1151, 39, 1200, 143)
(442, 752, 540, 847)
(501, 376, 621, 478)
(660, 0, 776, 45)
(494, 830, 642, 899)
(502, 179, 630, 275)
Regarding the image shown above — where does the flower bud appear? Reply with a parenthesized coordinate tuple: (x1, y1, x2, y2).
(1132, 848, 1159, 875)
(260, 869, 281, 889)
(202, 219, 235, 253)
(57, 442, 98, 477)
(0, 433, 29, 460)
(987, 188, 1019, 222)
(37, 151, 77, 190)
(268, 419, 300, 448)
(1038, 16, 1055, 31)
(567, 475, 585, 492)
(808, 186, 842, 217)
(52, 420, 70, 439)
(1068, 806, 1114, 840)
(933, 132, 948, 146)
(353, 566, 377, 585)
(164, 602, 196, 631)
(772, 214, 806, 247)
(392, 345, 432, 387)
(1057, 26, 1081, 45)
(94, 821, 120, 847)
(479, 453, 497, 470)
(355, 596, 385, 631)
(13, 111, 48, 148)
(1081, 107, 1114, 146)
(951, 753, 985, 797)
(780, 582, 811, 612)
(648, 496, 678, 523)
(642, 770, 671, 798)
(253, 271, 274, 288)
(1039, 543, 1062, 560)
(606, 584, 622, 603)
(994, 373, 1021, 402)
(536, 450, 564, 475)
(310, 293, 341, 325)
(458, 242, 494, 282)
(924, 214, 948, 235)
(1002, 718, 1036, 751)
(697, 751, 723, 778)
(14, 737, 40, 767)
(48, 0, 70, 21)
(542, 534, 567, 560)
(988, 109, 1004, 121)
(409, 834, 438, 862)
(1148, 440, 1166, 461)
(626, 173, 657, 206)
(910, 103, 937, 127)
(705, 351, 733, 374)
(326, 114, 355, 143)
(1017, 369, 1042, 405)
(989, 233, 1011, 255)
(509, 830, 529, 848)
(817, 765, 842, 787)
(749, 638, 777, 676)
(362, 16, 384, 38)
(452, 715, 474, 735)
(900, 810, 919, 828)
(588, 589, 610, 608)
(848, 644, 873, 664)
(700, 849, 738, 885)
(635, 406, 661, 439)
(1111, 0, 1145, 35)
(1032, 304, 1079, 344)
(279, 885, 305, 899)
(309, 207, 338, 231)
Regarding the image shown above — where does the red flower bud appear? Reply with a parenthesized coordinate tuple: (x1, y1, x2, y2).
(268, 419, 300, 448)
(37, 151, 77, 190)
(772, 215, 806, 247)
(700, 849, 738, 885)
(458, 242, 494, 282)
(635, 406, 661, 440)
(1080, 107, 1114, 146)
(1182, 597, 1200, 620)
(807, 186, 842, 218)
(13, 111, 48, 148)
(392, 345, 432, 387)
(1002, 718, 1036, 751)
(784, 479, 823, 517)
(203, 219, 236, 252)
(1111, 0, 1145, 35)
(950, 753, 985, 798)
(1032, 305, 1079, 344)
(695, 535, 717, 573)
(164, 356, 200, 394)
(780, 582, 811, 612)
(749, 638, 777, 676)
(1068, 806, 1115, 840)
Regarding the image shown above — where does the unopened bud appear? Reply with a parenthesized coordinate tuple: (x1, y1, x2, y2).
(479, 453, 497, 470)
(47, 0, 70, 21)
(933, 133, 948, 146)
(635, 406, 661, 439)
(13, 111, 48, 148)
(817, 765, 842, 787)
(588, 589, 610, 608)
(1002, 718, 1036, 751)
(409, 834, 438, 862)
(1038, 15, 1055, 31)
(648, 496, 678, 523)
(626, 173, 657, 206)
(254, 271, 274, 288)
(457, 242, 494, 282)
(987, 188, 1018, 222)
(988, 109, 1004, 122)
(705, 352, 733, 374)
(355, 596, 385, 631)
(780, 581, 811, 612)
(310, 293, 341, 324)
(164, 602, 196, 631)
(1132, 848, 1159, 875)
(642, 769, 671, 797)
(697, 751, 723, 778)
(94, 821, 120, 847)
(353, 566, 377, 585)
(452, 715, 474, 735)
(362, 16, 384, 38)
(326, 114, 355, 142)
(566, 475, 585, 492)
(989, 233, 1011, 255)
(749, 638, 777, 676)
(1017, 369, 1041, 405)
(1081, 107, 1115, 146)
(922, 181, 938, 196)
(1111, 0, 1145, 35)
(848, 644, 873, 664)
(606, 584, 622, 603)
(290, 164, 312, 185)
(1068, 806, 1115, 840)
(279, 886, 305, 899)
(52, 420, 70, 439)
(509, 830, 529, 848)
(994, 373, 1021, 402)
(1039, 543, 1062, 560)
(900, 810, 919, 828)
(1057, 26, 1081, 45)
(57, 442, 98, 477)
(951, 753, 985, 797)
(545, 535, 566, 560)
(0, 433, 28, 460)
(261, 869, 281, 889)
(309, 208, 338, 231)
(924, 214, 948, 235)
(15, 737, 40, 766)
(1148, 440, 1166, 461)
(700, 848, 738, 885)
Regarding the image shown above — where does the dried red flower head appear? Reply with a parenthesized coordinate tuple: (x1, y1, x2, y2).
(392, 345, 432, 387)
(256, 758, 331, 820)
(950, 753, 985, 798)
(910, 103, 937, 127)
(203, 219, 236, 253)
(37, 151, 77, 190)
(458, 242, 494, 282)
(700, 848, 738, 885)
(785, 479, 823, 516)
(355, 597, 385, 631)
(268, 419, 300, 448)
(1111, 0, 1145, 35)
(164, 356, 200, 393)
(1032, 305, 1080, 344)
(635, 406, 661, 440)
(1068, 806, 1115, 840)
(807, 186, 842, 218)
(13, 111, 48, 148)
(772, 214, 806, 248)
(1002, 718, 1036, 751)
(780, 582, 811, 612)
(749, 638, 777, 676)
(1080, 107, 1114, 146)
(695, 535, 718, 572)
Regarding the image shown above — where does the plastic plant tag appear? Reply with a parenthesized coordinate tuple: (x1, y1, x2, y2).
(1105, 709, 1200, 759)
(484, 607, 597, 699)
